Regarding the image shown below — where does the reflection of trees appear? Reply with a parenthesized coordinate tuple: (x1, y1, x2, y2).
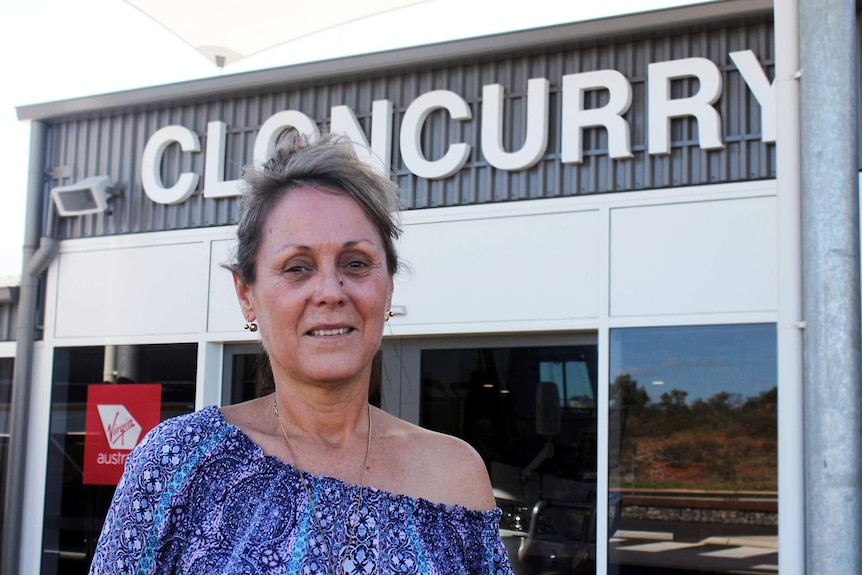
(609, 374, 649, 415)
(611, 374, 777, 491)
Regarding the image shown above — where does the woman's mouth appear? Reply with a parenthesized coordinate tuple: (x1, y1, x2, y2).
(308, 327, 353, 336)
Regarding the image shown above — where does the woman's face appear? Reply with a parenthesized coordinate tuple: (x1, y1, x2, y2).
(235, 186, 394, 388)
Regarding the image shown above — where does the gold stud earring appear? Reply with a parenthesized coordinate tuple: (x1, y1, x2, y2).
(384, 310, 395, 322)
(244, 321, 259, 332)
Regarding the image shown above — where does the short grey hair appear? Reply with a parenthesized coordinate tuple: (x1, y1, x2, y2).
(225, 132, 402, 284)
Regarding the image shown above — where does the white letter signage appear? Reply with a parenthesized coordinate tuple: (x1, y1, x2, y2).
(203, 121, 242, 199)
(648, 57, 724, 155)
(330, 100, 394, 174)
(400, 90, 472, 179)
(729, 50, 776, 144)
(253, 110, 320, 167)
(141, 125, 201, 205)
(136, 50, 778, 206)
(562, 70, 634, 163)
(481, 78, 549, 170)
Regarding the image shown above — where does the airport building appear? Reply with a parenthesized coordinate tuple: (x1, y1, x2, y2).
(1, 0, 857, 573)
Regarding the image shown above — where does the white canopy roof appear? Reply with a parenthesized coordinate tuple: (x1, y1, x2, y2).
(124, 0, 429, 66)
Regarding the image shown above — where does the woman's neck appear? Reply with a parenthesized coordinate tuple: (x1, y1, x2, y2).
(271, 383, 370, 448)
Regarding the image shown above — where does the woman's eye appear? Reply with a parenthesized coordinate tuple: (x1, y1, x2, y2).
(284, 263, 311, 274)
(343, 257, 376, 274)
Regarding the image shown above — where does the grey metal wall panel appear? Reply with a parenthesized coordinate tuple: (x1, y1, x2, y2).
(43, 14, 776, 240)
(0, 303, 16, 342)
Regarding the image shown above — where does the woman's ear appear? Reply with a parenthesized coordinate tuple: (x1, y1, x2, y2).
(386, 276, 395, 312)
(233, 273, 255, 320)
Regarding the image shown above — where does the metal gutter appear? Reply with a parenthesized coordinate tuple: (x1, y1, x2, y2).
(16, 0, 771, 123)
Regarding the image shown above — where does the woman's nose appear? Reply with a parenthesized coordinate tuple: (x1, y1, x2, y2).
(314, 266, 345, 304)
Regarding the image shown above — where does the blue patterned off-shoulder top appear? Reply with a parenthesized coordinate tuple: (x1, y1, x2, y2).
(89, 405, 514, 575)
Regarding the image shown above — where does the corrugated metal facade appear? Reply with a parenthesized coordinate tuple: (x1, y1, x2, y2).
(0, 303, 15, 342)
(44, 14, 776, 240)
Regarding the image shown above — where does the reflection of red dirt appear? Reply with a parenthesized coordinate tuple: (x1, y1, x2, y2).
(621, 426, 777, 491)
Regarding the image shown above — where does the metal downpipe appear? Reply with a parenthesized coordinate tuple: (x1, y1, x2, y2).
(1, 121, 51, 575)
(773, 0, 804, 572)
(798, 0, 862, 573)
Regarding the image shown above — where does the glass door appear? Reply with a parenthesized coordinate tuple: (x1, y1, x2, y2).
(223, 344, 385, 407)
(382, 333, 600, 575)
(42, 344, 197, 575)
(0, 357, 12, 550)
(222, 344, 265, 406)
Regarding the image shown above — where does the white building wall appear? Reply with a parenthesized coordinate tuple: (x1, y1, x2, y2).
(53, 241, 209, 339)
(48, 179, 778, 344)
(23, 179, 779, 573)
(392, 207, 600, 335)
(0, 342, 15, 359)
(609, 196, 777, 318)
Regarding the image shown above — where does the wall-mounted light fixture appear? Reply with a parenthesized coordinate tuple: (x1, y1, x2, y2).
(50, 175, 122, 217)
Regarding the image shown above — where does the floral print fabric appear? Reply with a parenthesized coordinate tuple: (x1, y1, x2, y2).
(89, 405, 514, 575)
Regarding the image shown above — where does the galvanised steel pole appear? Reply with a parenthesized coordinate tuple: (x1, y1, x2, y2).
(799, 1, 862, 573)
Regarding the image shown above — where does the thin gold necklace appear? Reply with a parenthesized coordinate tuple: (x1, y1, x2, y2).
(272, 399, 372, 575)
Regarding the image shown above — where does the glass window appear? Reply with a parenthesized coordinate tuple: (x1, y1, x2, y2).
(42, 344, 197, 575)
(421, 344, 599, 574)
(608, 324, 777, 575)
(0, 357, 13, 546)
(223, 350, 264, 406)
(223, 346, 384, 407)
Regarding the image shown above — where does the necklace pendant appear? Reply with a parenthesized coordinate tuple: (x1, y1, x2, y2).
(273, 399, 375, 575)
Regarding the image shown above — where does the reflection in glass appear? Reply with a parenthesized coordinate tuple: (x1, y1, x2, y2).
(225, 349, 384, 406)
(0, 357, 12, 546)
(421, 345, 599, 574)
(608, 324, 777, 574)
(42, 344, 197, 575)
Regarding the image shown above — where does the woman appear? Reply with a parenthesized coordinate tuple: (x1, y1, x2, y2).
(90, 133, 514, 574)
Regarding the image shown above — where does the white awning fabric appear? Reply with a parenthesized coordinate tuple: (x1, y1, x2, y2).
(123, 0, 429, 66)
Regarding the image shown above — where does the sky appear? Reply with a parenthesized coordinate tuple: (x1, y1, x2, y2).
(0, 0, 709, 281)
(610, 324, 778, 403)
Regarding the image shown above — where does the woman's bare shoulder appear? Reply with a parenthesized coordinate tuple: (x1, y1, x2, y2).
(218, 396, 283, 453)
(374, 410, 497, 511)
(220, 396, 271, 430)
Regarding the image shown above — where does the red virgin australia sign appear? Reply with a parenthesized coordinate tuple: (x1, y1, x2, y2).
(83, 384, 162, 485)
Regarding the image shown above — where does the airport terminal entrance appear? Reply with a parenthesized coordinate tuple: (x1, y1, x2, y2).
(381, 333, 601, 574)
